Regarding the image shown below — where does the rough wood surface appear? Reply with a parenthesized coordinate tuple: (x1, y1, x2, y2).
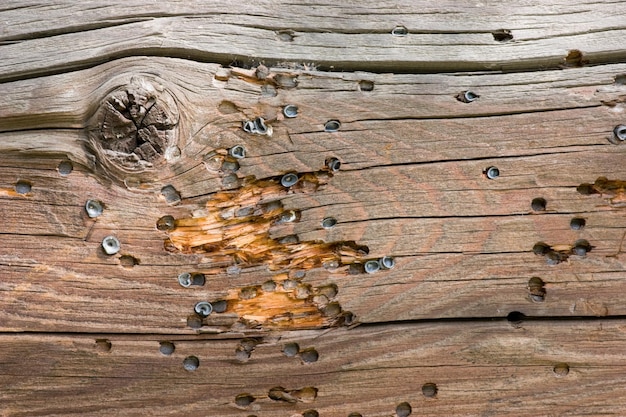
(3, 320, 626, 417)
(2, 1, 626, 416)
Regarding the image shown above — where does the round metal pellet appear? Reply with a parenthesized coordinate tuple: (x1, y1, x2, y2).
(183, 356, 199, 371)
(283, 104, 299, 118)
(326, 157, 341, 172)
(464, 91, 479, 102)
(194, 301, 213, 317)
(380, 256, 396, 269)
(101, 236, 120, 255)
(156, 215, 176, 231)
(280, 210, 297, 223)
(324, 120, 341, 132)
(177, 272, 192, 287)
(229, 145, 246, 159)
(321, 217, 337, 229)
(85, 199, 104, 218)
(486, 166, 500, 179)
(280, 173, 299, 187)
(253, 117, 268, 134)
(613, 124, 626, 141)
(364, 260, 381, 274)
(391, 25, 408, 36)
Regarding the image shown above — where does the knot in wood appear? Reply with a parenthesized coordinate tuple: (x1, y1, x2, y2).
(93, 77, 179, 171)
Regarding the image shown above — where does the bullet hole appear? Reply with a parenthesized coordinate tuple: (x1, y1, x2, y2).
(533, 242, 551, 256)
(186, 314, 203, 329)
(183, 355, 199, 371)
(218, 100, 239, 114)
(358, 80, 374, 92)
(322, 302, 342, 317)
(160, 185, 181, 205)
(102, 236, 121, 255)
(484, 166, 500, 179)
(221, 160, 240, 174)
(262, 280, 277, 292)
(553, 363, 570, 377)
(191, 273, 205, 286)
(119, 255, 139, 268)
(573, 239, 592, 256)
(325, 157, 341, 172)
(615, 74, 626, 85)
(324, 120, 341, 132)
(545, 250, 567, 266)
(348, 263, 365, 274)
(236, 338, 259, 362)
(492, 29, 513, 42)
(240, 286, 259, 300)
(295, 283, 312, 299)
(302, 410, 319, 417)
(317, 284, 338, 299)
(422, 382, 438, 398)
(507, 311, 526, 327)
(282, 279, 298, 290)
(391, 25, 409, 36)
(348, 413, 363, 417)
(456, 91, 479, 103)
(531, 197, 547, 212)
(222, 173, 240, 189)
(235, 393, 255, 407)
(576, 183, 595, 195)
(95, 339, 112, 352)
(269, 386, 318, 403)
(274, 74, 299, 89)
(85, 199, 104, 218)
(563, 49, 586, 68)
(15, 180, 31, 194)
(570, 217, 586, 230)
(277, 210, 299, 224)
(277, 30, 295, 42)
(282, 342, 300, 357)
(528, 277, 546, 302)
(57, 160, 73, 176)
(156, 215, 176, 231)
(159, 341, 175, 356)
(395, 402, 412, 417)
(322, 217, 337, 229)
(300, 348, 319, 363)
(323, 260, 340, 270)
(212, 300, 228, 313)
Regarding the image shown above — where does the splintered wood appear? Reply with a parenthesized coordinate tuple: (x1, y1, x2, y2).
(166, 171, 366, 271)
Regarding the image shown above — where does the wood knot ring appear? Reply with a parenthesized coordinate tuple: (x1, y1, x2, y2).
(93, 76, 180, 171)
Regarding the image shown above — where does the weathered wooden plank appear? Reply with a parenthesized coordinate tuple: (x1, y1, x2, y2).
(2, 320, 626, 416)
(1, 1, 626, 81)
(1, 57, 626, 333)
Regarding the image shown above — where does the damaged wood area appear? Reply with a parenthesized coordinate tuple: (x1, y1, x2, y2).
(3, 1, 626, 416)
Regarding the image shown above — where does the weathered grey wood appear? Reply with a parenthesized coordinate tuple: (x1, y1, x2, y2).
(2, 321, 626, 416)
(1, 1, 626, 81)
(1, 58, 626, 333)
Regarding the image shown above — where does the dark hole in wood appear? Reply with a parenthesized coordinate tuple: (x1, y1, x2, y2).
(507, 311, 526, 326)
(531, 197, 547, 212)
(95, 339, 112, 352)
(573, 239, 592, 256)
(348, 413, 363, 417)
(396, 402, 412, 417)
(159, 341, 175, 356)
(302, 410, 319, 417)
(528, 277, 546, 302)
(119, 255, 139, 268)
(212, 300, 228, 313)
(156, 215, 176, 231)
(15, 180, 32, 194)
(422, 382, 438, 397)
(616, 74, 626, 85)
(570, 217, 586, 230)
(282, 342, 300, 357)
(576, 183, 595, 195)
(492, 29, 513, 42)
(183, 356, 199, 371)
(300, 348, 319, 363)
(160, 185, 181, 205)
(234, 394, 254, 407)
(358, 80, 374, 91)
(57, 160, 73, 176)
(262, 280, 277, 292)
(277, 30, 295, 42)
(553, 363, 570, 377)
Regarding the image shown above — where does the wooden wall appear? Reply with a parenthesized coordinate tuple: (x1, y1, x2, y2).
(2, 1, 626, 416)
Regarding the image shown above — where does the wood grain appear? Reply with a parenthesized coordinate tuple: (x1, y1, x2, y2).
(1, 57, 626, 333)
(1, 1, 626, 82)
(2, 320, 626, 416)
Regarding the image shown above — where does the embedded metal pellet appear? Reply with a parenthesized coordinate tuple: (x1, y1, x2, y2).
(283, 104, 299, 118)
(194, 301, 213, 317)
(85, 199, 104, 218)
(281, 173, 299, 187)
(364, 260, 381, 274)
(102, 236, 120, 255)
(229, 145, 246, 159)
